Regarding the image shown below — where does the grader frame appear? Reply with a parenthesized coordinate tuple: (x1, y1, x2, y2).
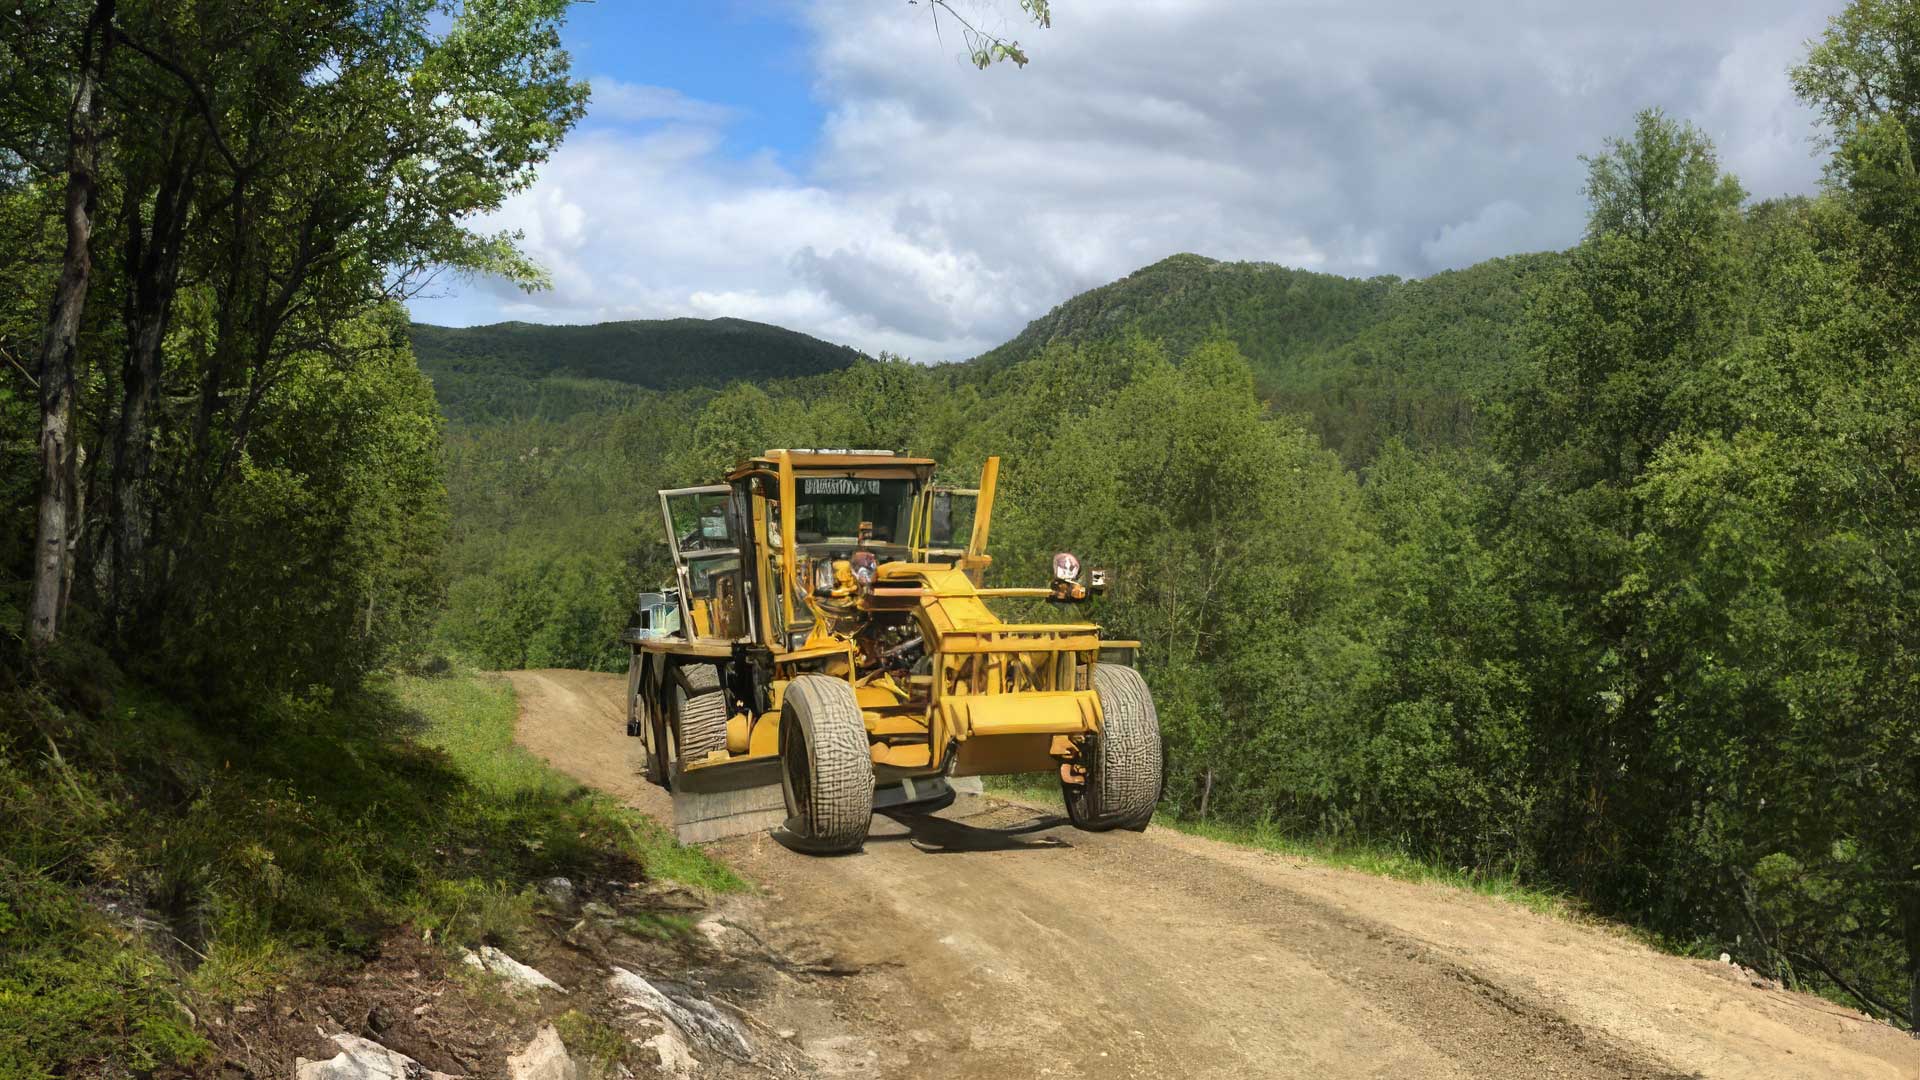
(624, 449, 1159, 849)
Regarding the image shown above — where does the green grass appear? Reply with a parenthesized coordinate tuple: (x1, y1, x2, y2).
(615, 912, 697, 941)
(551, 1007, 634, 1070)
(393, 670, 744, 896)
(0, 665, 740, 1078)
(984, 773, 1571, 918)
(1159, 816, 1572, 918)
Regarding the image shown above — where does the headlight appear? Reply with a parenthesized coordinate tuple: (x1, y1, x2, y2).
(851, 550, 878, 586)
(812, 558, 836, 594)
(1052, 551, 1081, 582)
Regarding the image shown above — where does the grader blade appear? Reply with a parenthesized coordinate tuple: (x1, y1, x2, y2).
(672, 783, 788, 844)
(670, 759, 786, 844)
(669, 769, 982, 844)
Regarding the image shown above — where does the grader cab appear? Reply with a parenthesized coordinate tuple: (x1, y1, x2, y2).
(623, 449, 1161, 851)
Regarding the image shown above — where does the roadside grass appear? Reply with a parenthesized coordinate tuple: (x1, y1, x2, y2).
(393, 670, 742, 896)
(0, 661, 737, 1079)
(1160, 816, 1572, 918)
(983, 774, 1572, 918)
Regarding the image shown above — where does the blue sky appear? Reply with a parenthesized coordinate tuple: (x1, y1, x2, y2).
(564, 2, 821, 163)
(407, 1, 1838, 361)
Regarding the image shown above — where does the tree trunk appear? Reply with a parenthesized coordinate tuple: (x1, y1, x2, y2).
(1903, 885, 1920, 1033)
(112, 136, 196, 629)
(27, 0, 116, 648)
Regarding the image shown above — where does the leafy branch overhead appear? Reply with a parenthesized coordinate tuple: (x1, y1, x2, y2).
(915, 0, 1052, 68)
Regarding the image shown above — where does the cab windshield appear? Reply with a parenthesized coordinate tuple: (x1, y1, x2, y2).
(791, 476, 913, 544)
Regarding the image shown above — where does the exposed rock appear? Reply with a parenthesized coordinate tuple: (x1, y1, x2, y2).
(643, 1024, 697, 1078)
(580, 900, 617, 919)
(462, 946, 567, 993)
(694, 918, 737, 950)
(508, 1024, 581, 1080)
(640, 882, 707, 910)
(540, 877, 576, 911)
(801, 1033, 881, 1075)
(295, 1030, 461, 1080)
(566, 917, 611, 949)
(608, 966, 752, 1061)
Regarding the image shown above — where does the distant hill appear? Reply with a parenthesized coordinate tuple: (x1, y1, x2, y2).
(409, 316, 864, 422)
(973, 253, 1396, 374)
(972, 252, 1563, 461)
(414, 253, 1564, 460)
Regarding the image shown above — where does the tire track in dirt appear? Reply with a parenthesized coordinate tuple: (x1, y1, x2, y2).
(507, 669, 1920, 1080)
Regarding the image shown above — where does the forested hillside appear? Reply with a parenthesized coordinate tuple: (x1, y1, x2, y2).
(410, 316, 862, 422)
(971, 251, 1557, 462)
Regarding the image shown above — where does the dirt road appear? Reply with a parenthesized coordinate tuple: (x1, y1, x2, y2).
(507, 669, 1920, 1080)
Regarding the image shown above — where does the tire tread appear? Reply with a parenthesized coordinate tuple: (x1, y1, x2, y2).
(784, 675, 874, 851)
(674, 664, 729, 768)
(1068, 665, 1163, 831)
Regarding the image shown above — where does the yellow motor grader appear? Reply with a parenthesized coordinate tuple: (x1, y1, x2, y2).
(623, 449, 1162, 851)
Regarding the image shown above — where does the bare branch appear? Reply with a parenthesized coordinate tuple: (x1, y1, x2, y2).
(0, 344, 39, 389)
(107, 28, 241, 173)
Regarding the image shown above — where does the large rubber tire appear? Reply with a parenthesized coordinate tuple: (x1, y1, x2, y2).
(672, 664, 729, 771)
(778, 675, 874, 853)
(629, 657, 667, 787)
(1064, 665, 1163, 832)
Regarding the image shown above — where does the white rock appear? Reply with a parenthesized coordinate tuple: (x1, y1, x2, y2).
(607, 966, 752, 1061)
(694, 918, 733, 949)
(1719, 952, 1733, 964)
(644, 1025, 698, 1078)
(462, 946, 566, 993)
(295, 1031, 460, 1080)
(539, 877, 576, 910)
(508, 1024, 581, 1080)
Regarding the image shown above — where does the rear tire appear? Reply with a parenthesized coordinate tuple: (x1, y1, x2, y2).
(631, 657, 668, 787)
(1064, 665, 1162, 832)
(778, 676, 874, 853)
(672, 664, 729, 772)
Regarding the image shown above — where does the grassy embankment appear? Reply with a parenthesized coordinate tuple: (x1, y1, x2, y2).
(984, 774, 1571, 918)
(0, 659, 739, 1078)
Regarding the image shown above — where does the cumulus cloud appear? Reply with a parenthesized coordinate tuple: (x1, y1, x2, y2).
(589, 78, 740, 127)
(416, 1, 1839, 360)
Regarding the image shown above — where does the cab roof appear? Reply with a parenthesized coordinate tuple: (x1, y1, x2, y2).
(728, 449, 938, 479)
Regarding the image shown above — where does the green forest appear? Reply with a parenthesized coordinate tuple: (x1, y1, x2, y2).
(6, 0, 1920, 1072)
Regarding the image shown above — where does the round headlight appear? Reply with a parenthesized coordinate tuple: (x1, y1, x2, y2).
(1052, 551, 1081, 582)
(812, 558, 836, 594)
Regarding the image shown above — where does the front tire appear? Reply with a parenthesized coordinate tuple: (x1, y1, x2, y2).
(1064, 665, 1162, 832)
(778, 675, 874, 853)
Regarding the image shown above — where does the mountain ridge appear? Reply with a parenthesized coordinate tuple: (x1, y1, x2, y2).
(408, 315, 865, 421)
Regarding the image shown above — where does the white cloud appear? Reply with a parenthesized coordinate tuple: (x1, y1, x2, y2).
(1422, 200, 1535, 268)
(412, 1, 1841, 361)
(589, 78, 741, 127)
